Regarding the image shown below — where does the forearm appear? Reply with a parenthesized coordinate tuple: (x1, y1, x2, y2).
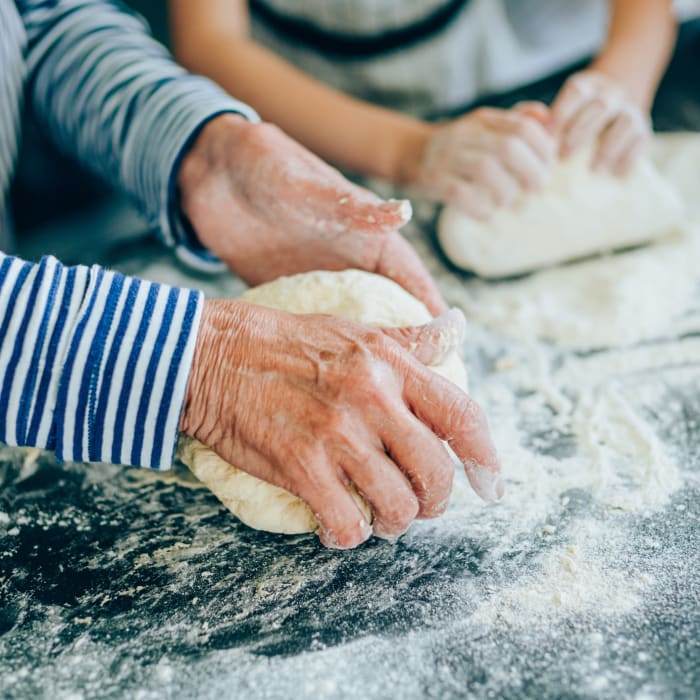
(592, 0, 676, 107)
(174, 34, 432, 184)
(0, 252, 202, 469)
(19, 0, 256, 266)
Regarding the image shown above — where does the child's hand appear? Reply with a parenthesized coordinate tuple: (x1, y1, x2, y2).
(551, 70, 652, 175)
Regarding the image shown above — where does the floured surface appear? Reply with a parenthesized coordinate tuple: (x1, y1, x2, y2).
(1, 134, 700, 700)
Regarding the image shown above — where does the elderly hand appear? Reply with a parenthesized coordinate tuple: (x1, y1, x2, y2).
(414, 103, 556, 220)
(177, 114, 446, 316)
(179, 300, 502, 549)
(551, 70, 652, 175)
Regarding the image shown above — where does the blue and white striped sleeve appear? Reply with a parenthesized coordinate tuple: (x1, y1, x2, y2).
(0, 253, 202, 469)
(18, 0, 259, 272)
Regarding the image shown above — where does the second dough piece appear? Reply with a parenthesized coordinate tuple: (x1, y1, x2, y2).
(438, 147, 685, 279)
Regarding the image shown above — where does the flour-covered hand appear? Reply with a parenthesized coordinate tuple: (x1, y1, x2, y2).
(415, 103, 556, 220)
(177, 114, 446, 316)
(179, 300, 502, 549)
(551, 70, 652, 175)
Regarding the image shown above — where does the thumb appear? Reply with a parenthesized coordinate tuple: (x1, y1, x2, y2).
(382, 308, 466, 366)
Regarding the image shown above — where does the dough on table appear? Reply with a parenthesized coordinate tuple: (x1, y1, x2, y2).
(176, 269, 468, 535)
(438, 148, 685, 278)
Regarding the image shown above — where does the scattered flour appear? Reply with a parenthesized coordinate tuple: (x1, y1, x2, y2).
(470, 547, 646, 627)
(459, 229, 700, 349)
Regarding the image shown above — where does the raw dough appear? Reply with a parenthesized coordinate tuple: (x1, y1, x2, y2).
(437, 148, 685, 278)
(177, 270, 468, 535)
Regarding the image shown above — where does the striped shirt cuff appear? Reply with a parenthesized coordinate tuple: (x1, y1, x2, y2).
(0, 254, 203, 470)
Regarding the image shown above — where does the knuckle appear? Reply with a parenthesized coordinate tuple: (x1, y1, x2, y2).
(498, 136, 522, 161)
(593, 94, 615, 113)
(360, 326, 391, 356)
(322, 408, 354, 443)
(568, 74, 590, 93)
(510, 117, 534, 140)
(250, 121, 282, 142)
(422, 457, 455, 501)
(446, 179, 468, 202)
(447, 395, 484, 434)
(378, 494, 419, 535)
(285, 445, 326, 488)
(474, 155, 497, 180)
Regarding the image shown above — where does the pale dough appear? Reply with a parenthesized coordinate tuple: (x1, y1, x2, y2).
(437, 148, 685, 278)
(177, 269, 468, 535)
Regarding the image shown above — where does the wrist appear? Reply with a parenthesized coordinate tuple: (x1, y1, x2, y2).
(179, 300, 222, 438)
(176, 112, 251, 228)
(389, 120, 436, 187)
(589, 44, 668, 111)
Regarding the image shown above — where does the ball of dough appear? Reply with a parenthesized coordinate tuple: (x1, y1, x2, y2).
(177, 269, 468, 535)
(438, 148, 685, 278)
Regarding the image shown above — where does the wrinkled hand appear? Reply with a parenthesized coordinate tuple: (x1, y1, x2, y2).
(177, 114, 446, 315)
(180, 300, 502, 549)
(415, 103, 556, 219)
(551, 70, 652, 174)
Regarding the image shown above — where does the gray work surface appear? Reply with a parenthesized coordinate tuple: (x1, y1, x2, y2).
(1, 201, 699, 700)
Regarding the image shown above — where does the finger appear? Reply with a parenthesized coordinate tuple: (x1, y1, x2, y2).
(340, 449, 419, 540)
(380, 409, 456, 519)
(477, 109, 556, 165)
(375, 232, 449, 316)
(593, 113, 638, 172)
(382, 308, 466, 366)
(444, 176, 495, 220)
(336, 195, 413, 235)
(496, 136, 550, 191)
(561, 99, 616, 154)
(213, 441, 373, 548)
(551, 76, 594, 132)
(612, 134, 648, 176)
(300, 468, 373, 549)
(457, 153, 522, 207)
(402, 365, 503, 502)
(514, 101, 552, 129)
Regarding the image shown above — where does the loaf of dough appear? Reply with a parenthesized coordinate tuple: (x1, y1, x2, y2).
(437, 148, 685, 278)
(177, 269, 468, 535)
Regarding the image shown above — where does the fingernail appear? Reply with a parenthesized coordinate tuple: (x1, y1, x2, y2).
(372, 523, 402, 542)
(425, 309, 466, 361)
(385, 198, 413, 224)
(465, 461, 505, 502)
(436, 308, 467, 344)
(318, 518, 372, 549)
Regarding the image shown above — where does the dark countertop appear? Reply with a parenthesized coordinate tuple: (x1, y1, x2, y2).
(0, 417, 698, 699)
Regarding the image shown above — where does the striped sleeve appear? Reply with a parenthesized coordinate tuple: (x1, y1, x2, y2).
(18, 0, 259, 273)
(0, 252, 203, 469)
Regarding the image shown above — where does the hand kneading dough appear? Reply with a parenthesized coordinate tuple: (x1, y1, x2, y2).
(438, 148, 685, 278)
(176, 269, 468, 535)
